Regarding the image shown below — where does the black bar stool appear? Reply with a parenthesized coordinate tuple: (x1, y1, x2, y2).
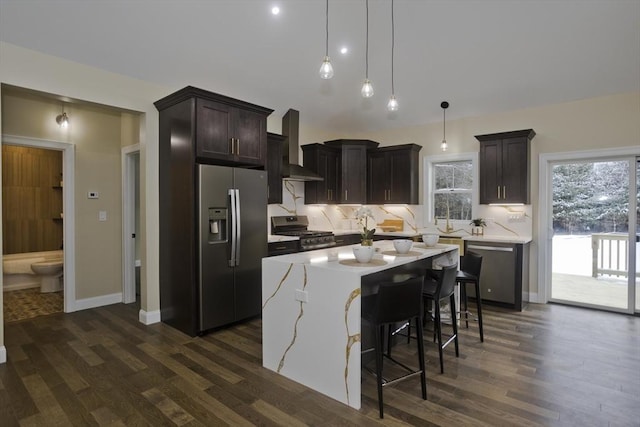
(422, 264, 459, 374)
(361, 276, 427, 419)
(456, 251, 484, 342)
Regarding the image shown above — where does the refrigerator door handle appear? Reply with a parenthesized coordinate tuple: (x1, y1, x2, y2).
(229, 188, 237, 267)
(234, 189, 241, 266)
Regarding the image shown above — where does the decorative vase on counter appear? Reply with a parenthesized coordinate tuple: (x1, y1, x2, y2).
(361, 239, 373, 246)
(353, 245, 375, 263)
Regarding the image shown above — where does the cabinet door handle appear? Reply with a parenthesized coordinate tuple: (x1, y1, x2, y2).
(230, 137, 235, 154)
(236, 139, 240, 155)
(503, 185, 506, 199)
(345, 190, 348, 201)
(497, 186, 501, 199)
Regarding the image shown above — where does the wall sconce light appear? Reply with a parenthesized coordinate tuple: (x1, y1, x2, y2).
(56, 107, 69, 128)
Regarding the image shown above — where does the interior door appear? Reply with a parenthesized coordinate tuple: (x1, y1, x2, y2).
(549, 158, 637, 312)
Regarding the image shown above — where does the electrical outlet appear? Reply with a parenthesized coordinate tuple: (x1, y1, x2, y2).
(508, 212, 525, 222)
(295, 289, 308, 303)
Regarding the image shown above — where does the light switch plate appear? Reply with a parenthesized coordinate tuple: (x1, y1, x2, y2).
(98, 210, 107, 221)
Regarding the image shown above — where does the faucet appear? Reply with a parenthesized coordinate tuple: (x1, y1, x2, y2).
(434, 216, 454, 233)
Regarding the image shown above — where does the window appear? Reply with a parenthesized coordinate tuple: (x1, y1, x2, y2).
(424, 153, 477, 223)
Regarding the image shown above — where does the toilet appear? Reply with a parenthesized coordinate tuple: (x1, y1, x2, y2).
(31, 260, 64, 293)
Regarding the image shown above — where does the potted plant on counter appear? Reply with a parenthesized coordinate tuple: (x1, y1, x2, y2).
(470, 218, 486, 236)
(352, 207, 376, 263)
(355, 207, 376, 245)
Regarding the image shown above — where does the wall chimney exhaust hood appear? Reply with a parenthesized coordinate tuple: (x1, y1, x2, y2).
(281, 109, 323, 182)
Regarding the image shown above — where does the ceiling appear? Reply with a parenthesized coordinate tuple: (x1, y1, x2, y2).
(1, 0, 639, 132)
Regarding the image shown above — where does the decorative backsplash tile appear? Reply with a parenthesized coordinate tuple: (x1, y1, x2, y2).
(268, 181, 532, 238)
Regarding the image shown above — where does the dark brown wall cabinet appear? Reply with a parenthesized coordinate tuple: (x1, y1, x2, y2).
(155, 86, 272, 168)
(302, 143, 340, 204)
(475, 129, 535, 204)
(154, 87, 272, 336)
(267, 132, 284, 204)
(303, 140, 379, 204)
(367, 144, 422, 204)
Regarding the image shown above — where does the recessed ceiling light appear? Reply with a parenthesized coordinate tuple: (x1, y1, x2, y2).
(271, 6, 280, 15)
(340, 47, 348, 55)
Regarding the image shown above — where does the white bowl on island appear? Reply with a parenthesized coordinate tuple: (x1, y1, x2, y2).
(352, 245, 375, 263)
(393, 239, 413, 254)
(422, 233, 439, 247)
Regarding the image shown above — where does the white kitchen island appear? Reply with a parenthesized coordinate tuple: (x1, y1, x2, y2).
(262, 240, 458, 410)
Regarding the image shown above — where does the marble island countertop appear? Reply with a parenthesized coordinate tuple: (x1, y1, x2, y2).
(265, 240, 458, 276)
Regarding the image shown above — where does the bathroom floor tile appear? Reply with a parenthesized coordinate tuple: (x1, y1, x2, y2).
(3, 288, 63, 322)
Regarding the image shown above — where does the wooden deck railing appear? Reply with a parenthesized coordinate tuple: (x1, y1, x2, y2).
(591, 233, 639, 278)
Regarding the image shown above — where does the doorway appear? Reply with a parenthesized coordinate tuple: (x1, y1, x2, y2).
(1, 135, 77, 314)
(122, 145, 140, 304)
(541, 152, 638, 313)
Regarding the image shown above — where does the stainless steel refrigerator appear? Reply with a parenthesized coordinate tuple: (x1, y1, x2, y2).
(198, 164, 267, 331)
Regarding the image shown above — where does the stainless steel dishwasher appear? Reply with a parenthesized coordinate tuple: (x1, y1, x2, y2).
(464, 241, 529, 311)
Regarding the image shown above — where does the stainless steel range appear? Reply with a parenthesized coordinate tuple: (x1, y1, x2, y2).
(271, 215, 336, 251)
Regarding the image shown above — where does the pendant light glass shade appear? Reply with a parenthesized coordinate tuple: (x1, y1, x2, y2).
(319, 0, 334, 79)
(387, 95, 398, 111)
(361, 0, 373, 98)
(387, 0, 398, 111)
(319, 56, 334, 79)
(361, 79, 374, 98)
(440, 101, 449, 152)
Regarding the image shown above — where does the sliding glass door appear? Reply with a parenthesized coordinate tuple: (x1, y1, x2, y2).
(549, 157, 638, 313)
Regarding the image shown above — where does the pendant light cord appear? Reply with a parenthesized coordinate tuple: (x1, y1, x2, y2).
(443, 107, 446, 140)
(365, 0, 369, 79)
(325, 0, 329, 56)
(391, 0, 395, 94)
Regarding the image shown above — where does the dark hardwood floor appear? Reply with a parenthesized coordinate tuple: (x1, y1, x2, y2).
(1, 302, 638, 426)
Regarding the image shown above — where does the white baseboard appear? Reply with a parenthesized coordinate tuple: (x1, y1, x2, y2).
(527, 292, 540, 303)
(139, 309, 161, 325)
(72, 292, 123, 312)
(0, 346, 6, 364)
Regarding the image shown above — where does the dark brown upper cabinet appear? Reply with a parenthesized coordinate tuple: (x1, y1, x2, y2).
(154, 86, 272, 167)
(324, 139, 379, 204)
(367, 144, 422, 204)
(267, 133, 285, 204)
(475, 129, 535, 204)
(302, 143, 340, 204)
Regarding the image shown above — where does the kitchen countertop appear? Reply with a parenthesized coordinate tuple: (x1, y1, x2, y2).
(333, 229, 532, 244)
(270, 230, 531, 245)
(268, 234, 299, 243)
(462, 235, 532, 244)
(264, 240, 458, 276)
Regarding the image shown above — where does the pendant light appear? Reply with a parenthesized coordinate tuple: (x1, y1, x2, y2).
(56, 105, 69, 128)
(361, 0, 374, 98)
(440, 101, 449, 151)
(319, 0, 334, 79)
(387, 0, 398, 111)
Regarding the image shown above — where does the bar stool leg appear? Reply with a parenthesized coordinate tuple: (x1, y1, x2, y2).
(450, 294, 459, 357)
(434, 300, 444, 374)
(415, 315, 427, 400)
(461, 282, 469, 328)
(374, 325, 385, 418)
(475, 282, 484, 342)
